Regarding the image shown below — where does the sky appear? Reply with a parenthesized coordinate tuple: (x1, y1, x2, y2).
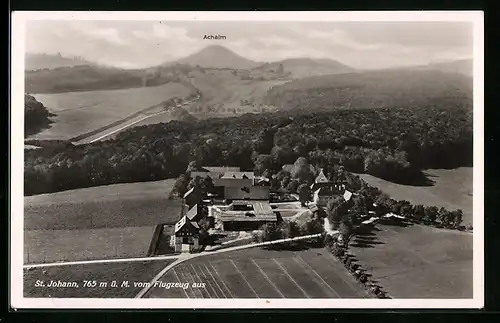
(25, 20, 473, 69)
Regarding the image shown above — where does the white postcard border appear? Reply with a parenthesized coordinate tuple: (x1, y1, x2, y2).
(10, 10, 484, 309)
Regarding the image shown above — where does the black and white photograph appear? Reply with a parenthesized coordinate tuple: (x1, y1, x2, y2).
(10, 11, 484, 309)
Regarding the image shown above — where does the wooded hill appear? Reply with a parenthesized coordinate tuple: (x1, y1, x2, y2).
(25, 103, 472, 195)
(263, 69, 472, 111)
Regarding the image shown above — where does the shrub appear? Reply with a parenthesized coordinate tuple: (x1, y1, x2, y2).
(359, 274, 368, 283)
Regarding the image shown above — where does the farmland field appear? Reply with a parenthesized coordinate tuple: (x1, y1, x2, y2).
(24, 226, 157, 263)
(24, 179, 181, 263)
(24, 179, 181, 230)
(348, 223, 473, 298)
(144, 247, 369, 298)
(24, 259, 177, 298)
(29, 82, 190, 141)
(187, 70, 287, 118)
(358, 167, 473, 225)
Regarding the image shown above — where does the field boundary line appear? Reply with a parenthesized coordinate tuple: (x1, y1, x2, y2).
(182, 266, 205, 299)
(175, 267, 198, 299)
(24, 254, 180, 269)
(208, 261, 234, 298)
(194, 264, 218, 298)
(294, 256, 341, 298)
(251, 259, 285, 298)
(189, 264, 210, 299)
(230, 260, 260, 298)
(202, 263, 228, 298)
(272, 258, 310, 299)
(172, 268, 190, 299)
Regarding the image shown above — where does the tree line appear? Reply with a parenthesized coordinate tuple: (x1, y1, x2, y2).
(25, 94, 52, 136)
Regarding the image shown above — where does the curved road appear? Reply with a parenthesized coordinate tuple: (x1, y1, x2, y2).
(82, 96, 200, 144)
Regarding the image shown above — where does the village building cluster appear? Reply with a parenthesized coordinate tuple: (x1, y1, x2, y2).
(171, 165, 350, 253)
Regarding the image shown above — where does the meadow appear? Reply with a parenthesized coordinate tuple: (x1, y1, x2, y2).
(24, 179, 180, 230)
(23, 179, 180, 263)
(358, 167, 473, 225)
(187, 70, 287, 118)
(348, 223, 473, 298)
(23, 259, 177, 298)
(24, 226, 157, 264)
(144, 247, 369, 299)
(28, 82, 190, 141)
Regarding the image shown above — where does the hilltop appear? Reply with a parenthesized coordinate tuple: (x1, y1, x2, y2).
(255, 58, 355, 78)
(263, 68, 473, 111)
(25, 53, 95, 71)
(174, 45, 260, 69)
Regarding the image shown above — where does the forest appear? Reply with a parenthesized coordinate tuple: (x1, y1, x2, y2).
(263, 69, 473, 112)
(24, 103, 473, 196)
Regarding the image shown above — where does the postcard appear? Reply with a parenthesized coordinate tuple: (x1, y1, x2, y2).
(11, 11, 484, 309)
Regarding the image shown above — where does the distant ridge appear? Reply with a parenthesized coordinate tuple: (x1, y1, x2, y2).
(254, 57, 356, 77)
(173, 45, 260, 69)
(25, 53, 96, 71)
(410, 59, 473, 77)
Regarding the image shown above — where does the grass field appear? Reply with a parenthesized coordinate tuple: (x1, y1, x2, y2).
(349, 223, 473, 298)
(29, 82, 190, 141)
(25, 178, 176, 203)
(24, 179, 180, 230)
(144, 247, 369, 299)
(188, 70, 287, 118)
(24, 179, 180, 263)
(24, 259, 177, 298)
(358, 167, 473, 225)
(24, 226, 157, 264)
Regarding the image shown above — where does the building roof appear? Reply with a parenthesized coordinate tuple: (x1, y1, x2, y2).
(183, 187, 195, 199)
(174, 215, 200, 233)
(218, 212, 277, 222)
(315, 168, 329, 184)
(201, 166, 240, 173)
(252, 201, 274, 215)
(221, 172, 255, 179)
(213, 178, 253, 187)
(343, 190, 353, 202)
(224, 185, 270, 200)
(186, 204, 199, 221)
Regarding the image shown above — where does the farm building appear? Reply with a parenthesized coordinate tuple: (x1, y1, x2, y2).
(191, 166, 241, 179)
(211, 200, 277, 231)
(313, 187, 338, 207)
(171, 215, 200, 253)
(310, 168, 333, 191)
(254, 176, 271, 186)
